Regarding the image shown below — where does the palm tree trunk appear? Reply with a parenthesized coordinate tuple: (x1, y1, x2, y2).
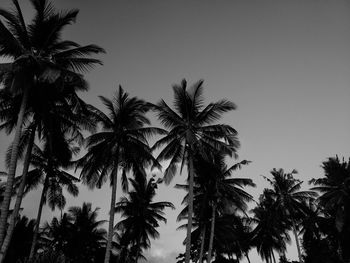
(185, 155, 194, 263)
(104, 168, 118, 263)
(135, 238, 141, 263)
(245, 252, 251, 263)
(271, 251, 276, 263)
(28, 174, 49, 262)
(0, 126, 35, 263)
(292, 220, 303, 262)
(0, 87, 30, 246)
(198, 226, 206, 263)
(207, 202, 216, 263)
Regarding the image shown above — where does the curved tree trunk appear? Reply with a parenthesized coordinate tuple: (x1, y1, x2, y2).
(198, 225, 206, 263)
(28, 174, 49, 262)
(207, 203, 216, 263)
(0, 126, 35, 263)
(292, 220, 303, 262)
(185, 155, 194, 263)
(0, 87, 30, 246)
(104, 168, 118, 263)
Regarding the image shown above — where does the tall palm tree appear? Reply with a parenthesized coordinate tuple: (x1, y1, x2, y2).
(310, 156, 350, 262)
(152, 79, 239, 263)
(115, 175, 174, 262)
(251, 191, 290, 263)
(28, 144, 80, 261)
(0, 77, 94, 260)
(177, 154, 254, 263)
(202, 156, 254, 263)
(77, 87, 164, 263)
(0, 0, 104, 247)
(262, 169, 316, 262)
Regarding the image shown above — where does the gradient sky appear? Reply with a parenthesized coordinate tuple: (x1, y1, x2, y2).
(1, 0, 350, 262)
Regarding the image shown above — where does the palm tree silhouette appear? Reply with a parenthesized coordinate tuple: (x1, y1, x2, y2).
(0, 0, 104, 251)
(0, 77, 94, 259)
(263, 169, 316, 262)
(76, 86, 163, 263)
(28, 144, 80, 261)
(44, 202, 107, 263)
(310, 156, 350, 262)
(251, 190, 290, 263)
(152, 79, 238, 263)
(4, 215, 35, 263)
(177, 154, 254, 262)
(115, 175, 174, 262)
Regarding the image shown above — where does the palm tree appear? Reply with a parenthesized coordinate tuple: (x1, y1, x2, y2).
(43, 202, 107, 263)
(77, 87, 164, 263)
(251, 191, 290, 263)
(115, 175, 174, 262)
(152, 79, 239, 263)
(0, 77, 94, 260)
(4, 215, 35, 263)
(310, 156, 350, 262)
(42, 213, 73, 253)
(0, 0, 104, 248)
(177, 154, 254, 263)
(28, 144, 80, 261)
(262, 169, 316, 262)
(202, 156, 254, 263)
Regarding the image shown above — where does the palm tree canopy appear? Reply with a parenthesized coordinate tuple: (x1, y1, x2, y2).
(152, 79, 240, 184)
(177, 155, 255, 222)
(77, 86, 165, 190)
(28, 144, 79, 210)
(115, 175, 174, 251)
(43, 203, 107, 263)
(251, 191, 291, 262)
(0, 0, 105, 96)
(263, 168, 317, 220)
(311, 156, 350, 212)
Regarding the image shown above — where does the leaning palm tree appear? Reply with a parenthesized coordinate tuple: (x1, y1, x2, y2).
(0, 0, 104, 246)
(28, 144, 80, 261)
(115, 175, 174, 262)
(152, 79, 239, 263)
(0, 77, 94, 260)
(263, 169, 317, 262)
(76, 87, 164, 263)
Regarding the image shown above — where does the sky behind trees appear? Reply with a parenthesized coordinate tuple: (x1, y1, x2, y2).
(1, 0, 350, 262)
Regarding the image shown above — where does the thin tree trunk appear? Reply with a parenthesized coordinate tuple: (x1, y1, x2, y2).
(198, 226, 206, 263)
(104, 168, 118, 263)
(185, 155, 194, 263)
(292, 220, 303, 262)
(0, 126, 35, 263)
(245, 252, 251, 263)
(135, 238, 141, 263)
(0, 87, 30, 246)
(207, 203, 216, 263)
(272, 251, 276, 263)
(28, 174, 49, 262)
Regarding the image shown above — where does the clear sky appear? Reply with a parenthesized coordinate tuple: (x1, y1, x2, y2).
(1, 0, 350, 262)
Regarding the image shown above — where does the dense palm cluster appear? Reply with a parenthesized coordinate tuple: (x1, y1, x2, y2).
(0, 1, 349, 263)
